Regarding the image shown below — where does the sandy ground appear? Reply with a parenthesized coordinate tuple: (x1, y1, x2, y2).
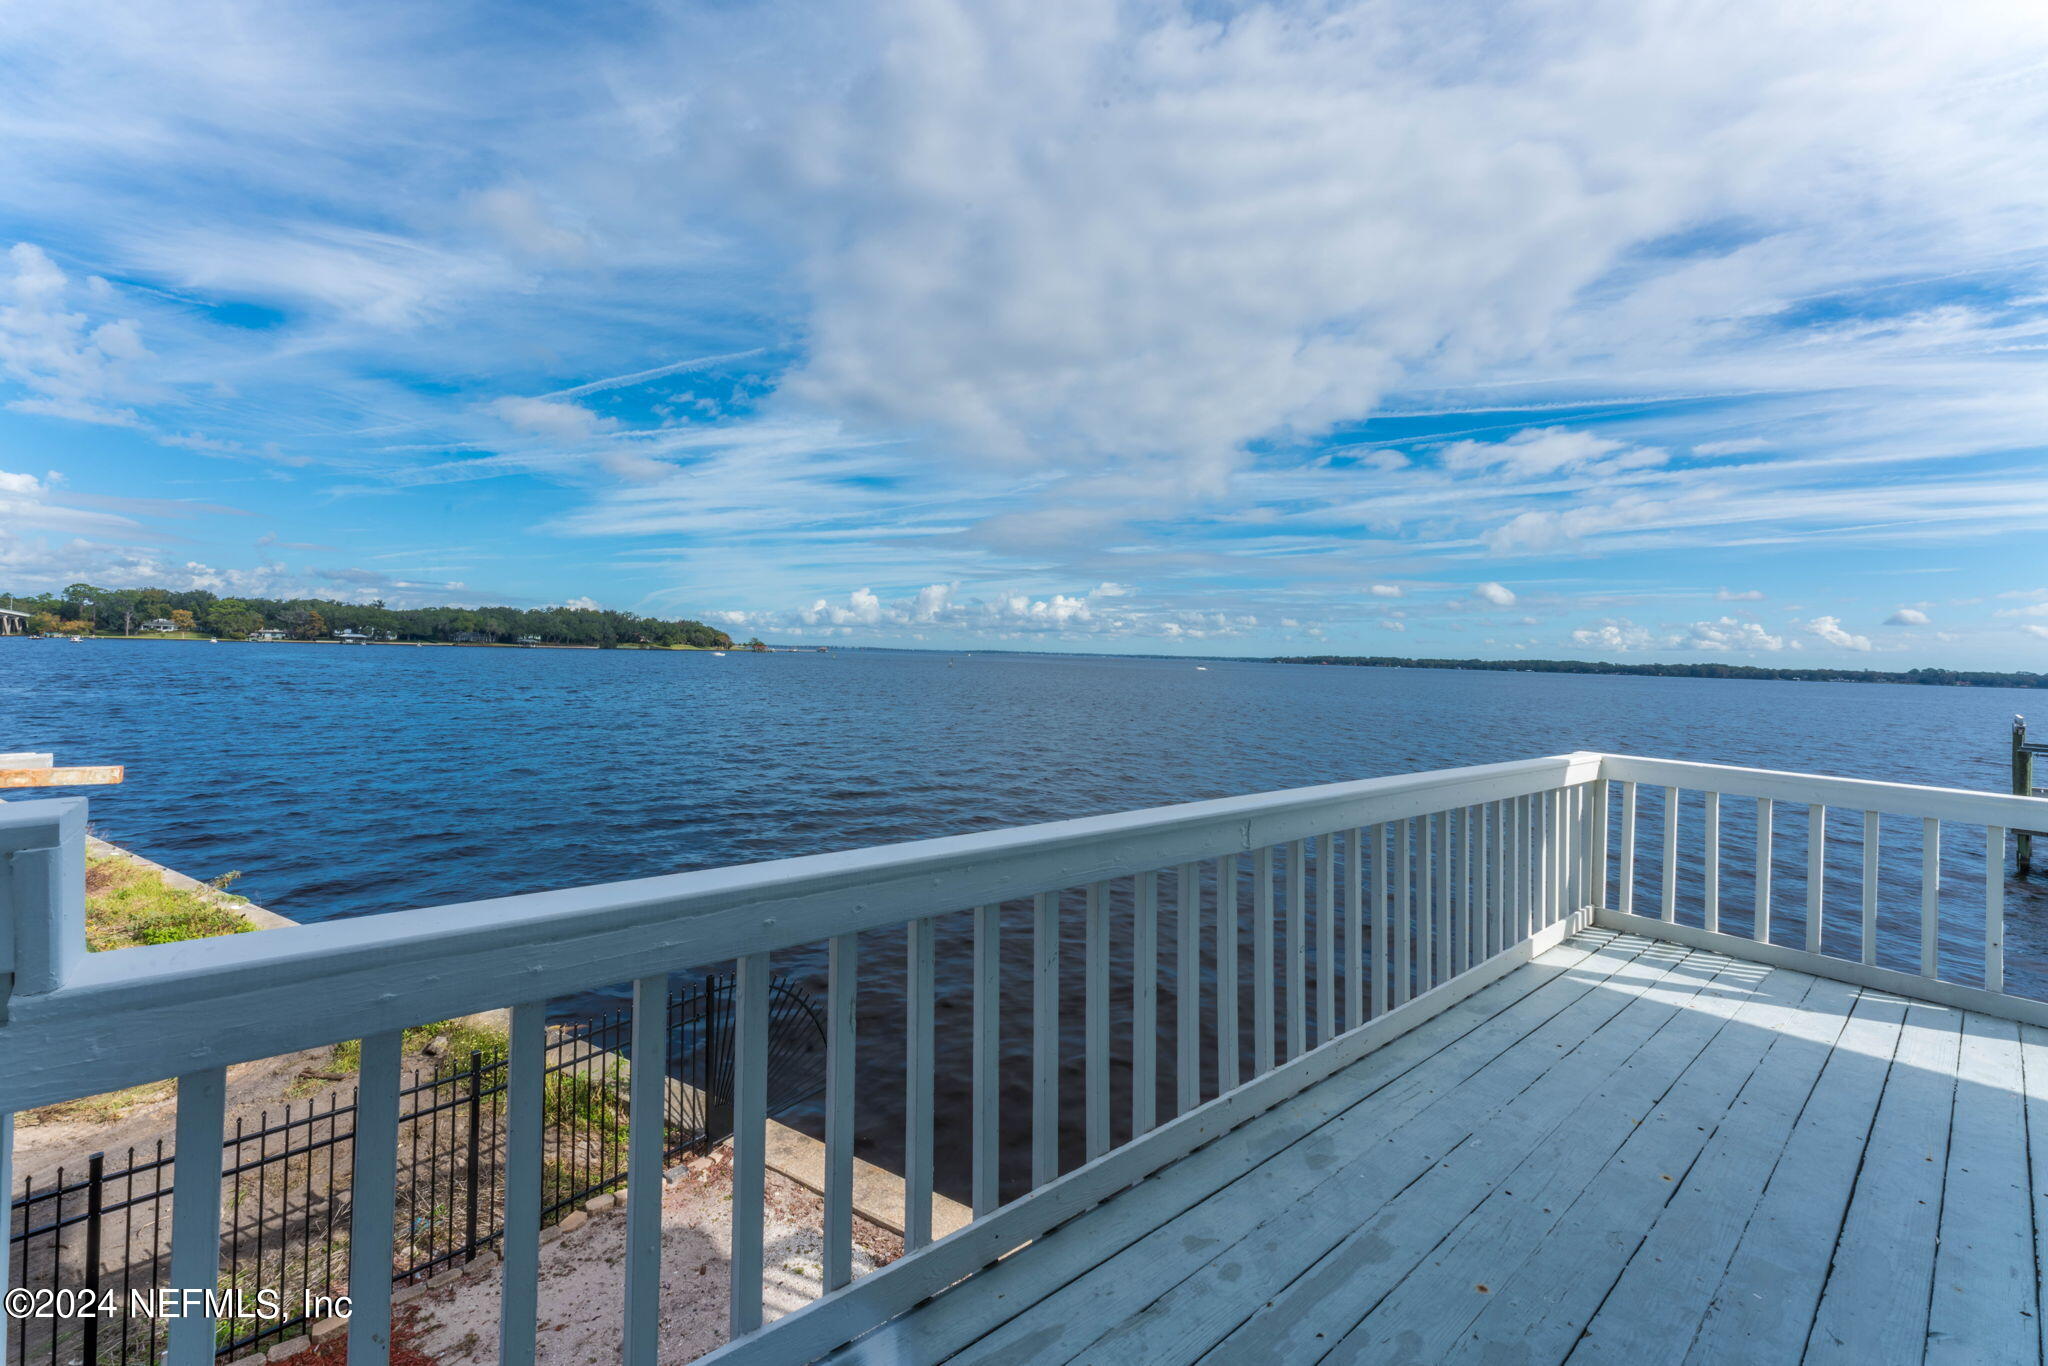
(409, 1148, 902, 1366)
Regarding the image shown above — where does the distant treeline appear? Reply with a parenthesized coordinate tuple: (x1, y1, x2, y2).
(6, 583, 735, 649)
(1274, 654, 2048, 689)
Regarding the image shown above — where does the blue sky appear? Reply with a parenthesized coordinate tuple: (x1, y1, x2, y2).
(6, 0, 2048, 664)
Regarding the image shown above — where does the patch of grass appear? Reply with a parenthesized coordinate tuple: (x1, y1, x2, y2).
(542, 1059, 631, 1145)
(85, 854, 252, 950)
(20, 1078, 176, 1125)
(328, 1016, 512, 1073)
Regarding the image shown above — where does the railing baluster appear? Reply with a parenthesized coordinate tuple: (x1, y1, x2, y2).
(499, 1003, 546, 1360)
(1704, 791, 1721, 933)
(1135, 872, 1158, 1134)
(1085, 883, 1109, 1160)
(167, 1066, 228, 1366)
(1344, 829, 1364, 1031)
(1482, 806, 1499, 958)
(1178, 862, 1200, 1114)
(1986, 827, 2006, 993)
(1514, 796, 1530, 942)
(1216, 855, 1240, 1092)
(1286, 841, 1306, 1060)
(731, 953, 769, 1334)
(972, 903, 1000, 1216)
(904, 919, 936, 1249)
(346, 1037, 400, 1366)
(1030, 893, 1058, 1189)
(1254, 847, 1275, 1075)
(1662, 787, 1679, 923)
(1369, 824, 1389, 1018)
(1315, 836, 1335, 1047)
(824, 935, 857, 1289)
(1435, 810, 1452, 982)
(0, 1111, 9, 1366)
(1921, 819, 1941, 978)
(1589, 780, 1609, 913)
(1755, 797, 1774, 943)
(1416, 814, 1434, 994)
(1461, 805, 1476, 972)
(626, 973, 671, 1357)
(1619, 781, 1637, 916)
(1394, 818, 1412, 1007)
(1806, 804, 1826, 954)
(1861, 810, 1879, 966)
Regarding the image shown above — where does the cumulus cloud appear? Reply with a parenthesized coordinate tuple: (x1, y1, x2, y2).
(1571, 620, 1661, 652)
(1805, 615, 1874, 651)
(1369, 584, 1403, 598)
(714, 582, 1272, 642)
(1886, 607, 1930, 626)
(1473, 582, 1517, 607)
(2022, 624, 2048, 642)
(560, 595, 601, 611)
(1687, 617, 1787, 652)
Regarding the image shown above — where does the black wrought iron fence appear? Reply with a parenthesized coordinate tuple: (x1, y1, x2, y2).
(7, 975, 826, 1364)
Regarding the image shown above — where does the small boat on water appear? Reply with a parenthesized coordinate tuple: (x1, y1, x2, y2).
(712, 651, 726, 656)
(1195, 666, 1208, 671)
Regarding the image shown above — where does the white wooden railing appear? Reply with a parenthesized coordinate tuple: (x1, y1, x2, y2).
(1, 751, 2043, 1366)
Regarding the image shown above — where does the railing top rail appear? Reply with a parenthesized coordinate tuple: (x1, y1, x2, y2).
(0, 752, 1599, 1111)
(1600, 753, 2048, 827)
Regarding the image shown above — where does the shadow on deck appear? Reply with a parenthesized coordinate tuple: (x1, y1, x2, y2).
(824, 931, 2043, 1366)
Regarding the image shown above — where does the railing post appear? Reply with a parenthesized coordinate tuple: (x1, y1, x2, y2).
(0, 799, 88, 1017)
(82, 1151, 104, 1366)
(463, 1050, 483, 1263)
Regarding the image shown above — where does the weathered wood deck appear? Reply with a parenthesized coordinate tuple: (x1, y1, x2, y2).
(827, 930, 2046, 1366)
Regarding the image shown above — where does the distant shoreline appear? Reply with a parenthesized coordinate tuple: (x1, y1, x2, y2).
(1272, 653, 2048, 690)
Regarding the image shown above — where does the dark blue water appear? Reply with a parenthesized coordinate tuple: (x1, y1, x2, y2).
(6, 640, 2044, 1194)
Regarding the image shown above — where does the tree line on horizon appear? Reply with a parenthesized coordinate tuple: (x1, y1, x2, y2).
(3, 583, 736, 649)
(1274, 653, 2048, 689)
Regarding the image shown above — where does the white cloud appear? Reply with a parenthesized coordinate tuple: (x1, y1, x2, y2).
(0, 243, 153, 427)
(1379, 620, 1406, 632)
(1805, 615, 1874, 652)
(1473, 582, 1517, 607)
(1694, 439, 1770, 456)
(1368, 584, 1403, 598)
(1440, 428, 1666, 481)
(2022, 624, 2048, 642)
(1571, 619, 1662, 652)
(560, 595, 602, 611)
(1886, 607, 1930, 626)
(490, 396, 615, 443)
(1686, 617, 1787, 652)
(1716, 588, 1766, 602)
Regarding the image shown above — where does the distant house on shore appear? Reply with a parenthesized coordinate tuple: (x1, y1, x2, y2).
(451, 630, 492, 644)
(517, 634, 542, 645)
(250, 628, 288, 642)
(142, 618, 177, 633)
(333, 628, 373, 643)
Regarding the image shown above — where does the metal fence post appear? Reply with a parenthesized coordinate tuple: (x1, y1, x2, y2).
(463, 1050, 483, 1263)
(83, 1151, 104, 1364)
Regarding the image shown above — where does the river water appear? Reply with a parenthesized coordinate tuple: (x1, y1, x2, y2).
(6, 639, 2043, 1196)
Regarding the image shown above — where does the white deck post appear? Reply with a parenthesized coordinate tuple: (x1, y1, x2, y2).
(346, 1033, 403, 1366)
(625, 974, 671, 1359)
(1030, 895, 1058, 1189)
(730, 954, 770, 1336)
(1217, 855, 1240, 1091)
(905, 921, 936, 1248)
(166, 1066, 228, 1366)
(972, 904, 1001, 1215)
(826, 934, 859, 1284)
(499, 1002, 547, 1363)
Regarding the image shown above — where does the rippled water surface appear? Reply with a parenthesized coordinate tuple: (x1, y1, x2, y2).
(7, 640, 2044, 1194)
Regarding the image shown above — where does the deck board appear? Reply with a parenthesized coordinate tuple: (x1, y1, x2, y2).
(840, 933, 2043, 1366)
